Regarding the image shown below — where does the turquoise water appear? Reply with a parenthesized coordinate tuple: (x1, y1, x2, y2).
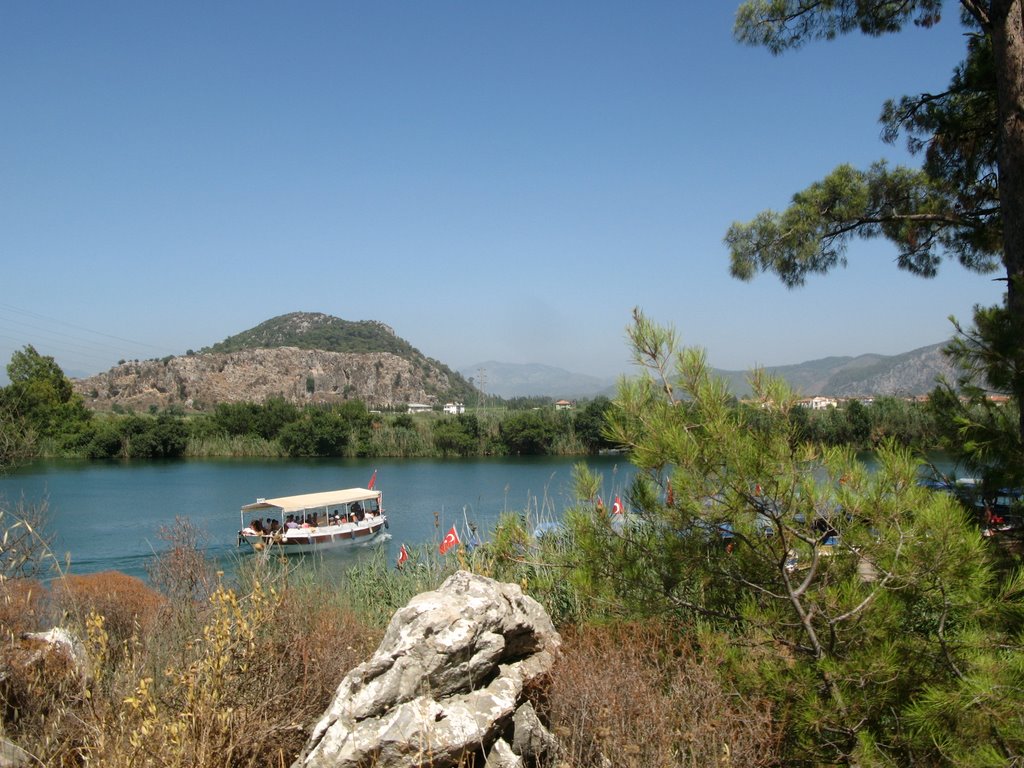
(0, 455, 635, 580)
(0, 451, 963, 582)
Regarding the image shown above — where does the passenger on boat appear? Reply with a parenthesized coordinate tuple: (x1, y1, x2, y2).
(285, 515, 299, 530)
(353, 502, 365, 521)
(250, 519, 265, 534)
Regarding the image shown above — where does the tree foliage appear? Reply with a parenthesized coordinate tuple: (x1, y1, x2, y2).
(85, 413, 189, 459)
(729, 7, 1001, 284)
(568, 310, 1024, 764)
(572, 396, 618, 452)
(0, 345, 92, 461)
(210, 397, 299, 441)
(728, 0, 1024, 448)
(432, 414, 481, 456)
(929, 304, 1024, 489)
(498, 411, 561, 455)
(734, 1, 945, 52)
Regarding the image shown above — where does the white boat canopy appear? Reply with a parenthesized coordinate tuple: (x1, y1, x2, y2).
(241, 488, 380, 515)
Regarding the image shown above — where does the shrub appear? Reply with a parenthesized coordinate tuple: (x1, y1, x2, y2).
(52, 570, 164, 652)
(0, 578, 48, 640)
(546, 622, 781, 768)
(499, 411, 559, 454)
(89, 568, 379, 768)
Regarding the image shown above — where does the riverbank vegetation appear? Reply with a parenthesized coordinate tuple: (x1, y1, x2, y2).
(2, 313, 1022, 766)
(0, 514, 784, 767)
(0, 344, 961, 467)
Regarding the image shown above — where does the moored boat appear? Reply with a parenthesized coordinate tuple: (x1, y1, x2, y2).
(238, 486, 388, 554)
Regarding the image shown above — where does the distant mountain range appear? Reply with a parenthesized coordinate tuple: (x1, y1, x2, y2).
(459, 361, 616, 399)
(463, 343, 958, 400)
(714, 343, 957, 398)
(69, 311, 959, 412)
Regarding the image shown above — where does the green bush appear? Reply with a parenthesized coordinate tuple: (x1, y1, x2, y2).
(498, 411, 559, 454)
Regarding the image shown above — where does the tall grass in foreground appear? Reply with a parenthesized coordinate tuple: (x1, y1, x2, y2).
(0, 539, 380, 767)
(0, 498, 783, 767)
(549, 623, 781, 768)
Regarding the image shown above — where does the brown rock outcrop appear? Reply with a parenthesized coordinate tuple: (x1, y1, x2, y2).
(74, 347, 463, 411)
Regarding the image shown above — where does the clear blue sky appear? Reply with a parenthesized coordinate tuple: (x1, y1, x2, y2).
(0, 3, 1005, 384)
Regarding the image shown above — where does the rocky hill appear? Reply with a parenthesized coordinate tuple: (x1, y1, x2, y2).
(74, 313, 476, 412)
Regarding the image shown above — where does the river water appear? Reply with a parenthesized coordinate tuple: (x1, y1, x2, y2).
(0, 455, 636, 580)
(0, 450, 964, 582)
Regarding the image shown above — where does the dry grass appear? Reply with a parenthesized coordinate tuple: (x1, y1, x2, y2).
(0, 572, 381, 768)
(153, 571, 381, 768)
(52, 570, 164, 649)
(0, 584, 786, 768)
(0, 630, 89, 766)
(0, 512, 384, 768)
(544, 622, 782, 768)
(0, 577, 48, 640)
(0, 509, 781, 768)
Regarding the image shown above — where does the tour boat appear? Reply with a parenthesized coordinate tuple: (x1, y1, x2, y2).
(238, 486, 388, 554)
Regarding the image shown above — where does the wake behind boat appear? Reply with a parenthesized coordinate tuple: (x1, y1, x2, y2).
(238, 486, 388, 554)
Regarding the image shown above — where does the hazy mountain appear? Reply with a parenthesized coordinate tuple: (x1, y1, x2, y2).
(715, 343, 956, 398)
(459, 361, 617, 399)
(466, 343, 957, 400)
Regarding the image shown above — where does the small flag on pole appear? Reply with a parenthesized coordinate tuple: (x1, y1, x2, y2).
(368, 470, 377, 490)
(396, 544, 408, 567)
(439, 525, 461, 555)
(611, 496, 623, 515)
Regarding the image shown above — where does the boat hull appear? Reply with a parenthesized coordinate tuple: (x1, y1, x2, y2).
(241, 516, 387, 554)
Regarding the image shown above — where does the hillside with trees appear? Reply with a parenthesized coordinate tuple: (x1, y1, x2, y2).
(206, 312, 424, 358)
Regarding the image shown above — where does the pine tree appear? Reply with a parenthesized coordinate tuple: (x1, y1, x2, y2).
(572, 310, 1024, 763)
(727, 2, 1024, 444)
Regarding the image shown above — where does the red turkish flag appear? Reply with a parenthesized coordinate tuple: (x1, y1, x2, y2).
(439, 525, 461, 555)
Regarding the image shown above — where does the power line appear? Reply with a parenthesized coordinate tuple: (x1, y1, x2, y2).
(0, 303, 170, 353)
(0, 302, 179, 378)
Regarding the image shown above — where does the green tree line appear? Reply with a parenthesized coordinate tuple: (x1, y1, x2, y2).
(0, 344, 972, 465)
(0, 346, 627, 462)
(0, 345, 962, 465)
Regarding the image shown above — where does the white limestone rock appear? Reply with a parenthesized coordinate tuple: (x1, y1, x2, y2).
(294, 571, 561, 768)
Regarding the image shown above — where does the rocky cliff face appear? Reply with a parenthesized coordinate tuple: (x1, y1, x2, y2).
(74, 347, 463, 412)
(823, 344, 959, 397)
(717, 343, 960, 398)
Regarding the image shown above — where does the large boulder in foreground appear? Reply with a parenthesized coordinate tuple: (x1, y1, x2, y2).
(293, 571, 562, 768)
